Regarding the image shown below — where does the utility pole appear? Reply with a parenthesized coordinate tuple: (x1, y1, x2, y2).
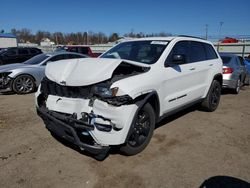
(205, 24, 208, 40)
(217, 21, 224, 51)
(219, 21, 224, 41)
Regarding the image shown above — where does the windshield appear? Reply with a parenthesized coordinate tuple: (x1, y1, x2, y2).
(23, 54, 49, 65)
(100, 40, 169, 64)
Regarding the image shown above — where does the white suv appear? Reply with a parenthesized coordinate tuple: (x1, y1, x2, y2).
(36, 36, 222, 159)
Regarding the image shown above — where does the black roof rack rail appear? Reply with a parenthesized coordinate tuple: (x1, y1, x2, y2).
(177, 35, 205, 40)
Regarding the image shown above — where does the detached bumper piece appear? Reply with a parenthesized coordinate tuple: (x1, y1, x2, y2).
(37, 107, 110, 156)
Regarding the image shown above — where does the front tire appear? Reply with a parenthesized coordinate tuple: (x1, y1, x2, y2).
(12, 75, 36, 94)
(201, 80, 221, 112)
(120, 103, 155, 156)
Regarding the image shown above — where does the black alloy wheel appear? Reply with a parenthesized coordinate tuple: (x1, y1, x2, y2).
(120, 103, 155, 155)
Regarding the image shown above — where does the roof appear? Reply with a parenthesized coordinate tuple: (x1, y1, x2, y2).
(0, 33, 16, 38)
(45, 51, 88, 57)
(122, 36, 209, 43)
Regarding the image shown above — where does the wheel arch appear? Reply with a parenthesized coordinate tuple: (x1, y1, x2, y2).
(133, 91, 160, 121)
(125, 91, 160, 143)
(213, 73, 223, 86)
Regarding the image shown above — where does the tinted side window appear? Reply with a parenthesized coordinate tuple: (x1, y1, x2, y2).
(238, 56, 245, 66)
(49, 54, 66, 62)
(221, 56, 231, 64)
(67, 54, 85, 59)
(18, 49, 29, 55)
(30, 49, 39, 54)
(190, 41, 206, 62)
(167, 41, 190, 64)
(204, 44, 218, 60)
(68, 47, 78, 53)
(78, 47, 89, 54)
(5, 49, 17, 56)
(235, 57, 241, 66)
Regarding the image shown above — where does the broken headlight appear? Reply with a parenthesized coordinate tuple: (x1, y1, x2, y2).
(93, 85, 118, 98)
(0, 72, 12, 86)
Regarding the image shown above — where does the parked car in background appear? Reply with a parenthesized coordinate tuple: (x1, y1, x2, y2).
(243, 57, 250, 72)
(56, 45, 102, 57)
(0, 52, 87, 94)
(243, 57, 250, 85)
(0, 47, 42, 65)
(220, 53, 248, 94)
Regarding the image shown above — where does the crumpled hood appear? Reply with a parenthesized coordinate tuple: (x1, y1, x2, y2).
(45, 58, 149, 86)
(0, 63, 28, 73)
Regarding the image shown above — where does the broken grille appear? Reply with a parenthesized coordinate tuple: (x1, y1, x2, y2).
(40, 77, 92, 98)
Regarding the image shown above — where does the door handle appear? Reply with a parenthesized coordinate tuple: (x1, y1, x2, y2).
(209, 64, 213, 66)
(190, 67, 196, 71)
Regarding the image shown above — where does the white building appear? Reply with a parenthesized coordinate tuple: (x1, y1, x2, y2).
(0, 33, 17, 48)
(40, 38, 55, 47)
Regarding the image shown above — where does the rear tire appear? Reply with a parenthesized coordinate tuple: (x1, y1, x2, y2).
(201, 80, 221, 112)
(120, 103, 155, 156)
(233, 78, 241, 94)
(244, 75, 250, 86)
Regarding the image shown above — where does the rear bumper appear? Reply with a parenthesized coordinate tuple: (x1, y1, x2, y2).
(222, 79, 237, 89)
(37, 107, 110, 155)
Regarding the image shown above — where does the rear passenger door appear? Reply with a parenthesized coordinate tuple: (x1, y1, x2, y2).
(161, 40, 213, 113)
(188, 41, 212, 98)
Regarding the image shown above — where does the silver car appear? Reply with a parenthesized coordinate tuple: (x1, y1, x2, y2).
(0, 52, 87, 94)
(220, 53, 248, 94)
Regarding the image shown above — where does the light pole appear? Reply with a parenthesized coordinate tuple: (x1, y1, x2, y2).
(205, 24, 208, 40)
(219, 21, 224, 41)
(217, 21, 224, 51)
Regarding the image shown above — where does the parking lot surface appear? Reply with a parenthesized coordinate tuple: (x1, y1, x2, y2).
(0, 88, 250, 188)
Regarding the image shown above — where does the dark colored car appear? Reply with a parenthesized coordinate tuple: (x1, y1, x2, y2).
(56, 45, 102, 57)
(0, 47, 42, 65)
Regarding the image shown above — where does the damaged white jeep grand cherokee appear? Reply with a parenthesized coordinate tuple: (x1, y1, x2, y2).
(36, 36, 222, 159)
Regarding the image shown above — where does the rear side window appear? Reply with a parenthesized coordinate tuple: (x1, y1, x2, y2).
(5, 49, 17, 56)
(67, 54, 85, 59)
(237, 56, 245, 66)
(18, 49, 29, 55)
(221, 56, 232, 64)
(167, 41, 190, 63)
(78, 47, 89, 54)
(30, 49, 39, 54)
(68, 47, 78, 53)
(190, 41, 206, 62)
(204, 44, 218, 60)
(49, 54, 67, 62)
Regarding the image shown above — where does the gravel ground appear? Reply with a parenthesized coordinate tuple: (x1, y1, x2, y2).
(0, 88, 249, 188)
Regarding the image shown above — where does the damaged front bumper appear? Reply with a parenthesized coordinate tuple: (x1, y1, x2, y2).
(36, 91, 138, 151)
(37, 107, 110, 155)
(0, 76, 12, 92)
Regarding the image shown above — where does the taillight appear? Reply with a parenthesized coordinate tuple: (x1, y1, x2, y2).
(223, 67, 234, 74)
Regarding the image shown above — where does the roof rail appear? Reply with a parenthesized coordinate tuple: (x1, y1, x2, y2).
(177, 35, 205, 40)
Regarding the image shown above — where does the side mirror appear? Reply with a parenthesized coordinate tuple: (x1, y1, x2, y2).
(172, 54, 185, 64)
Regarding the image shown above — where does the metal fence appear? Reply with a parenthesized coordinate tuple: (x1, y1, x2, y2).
(213, 43, 250, 57)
